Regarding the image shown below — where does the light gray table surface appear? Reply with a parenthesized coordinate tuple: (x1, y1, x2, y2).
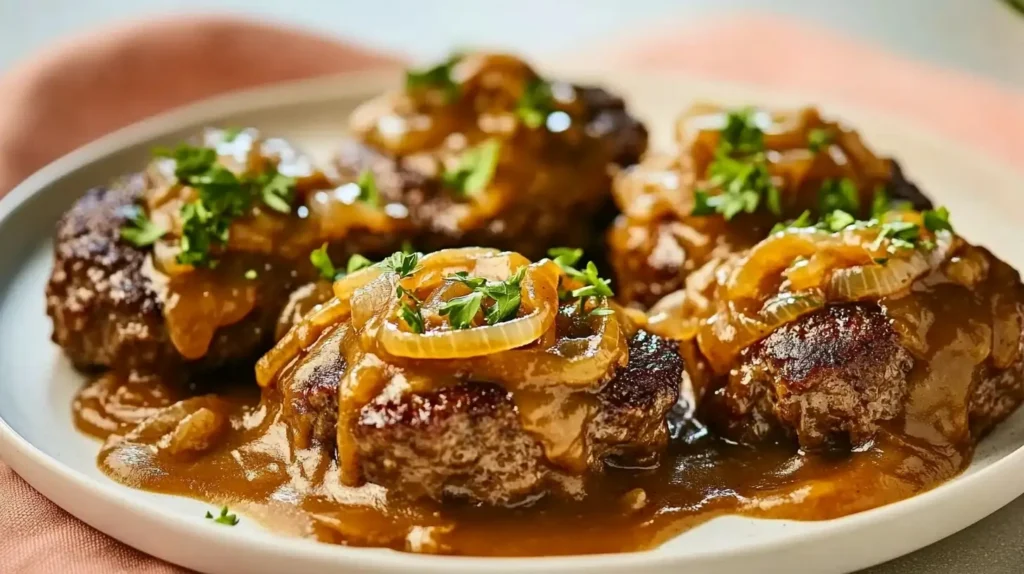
(1, 1, 1023, 572)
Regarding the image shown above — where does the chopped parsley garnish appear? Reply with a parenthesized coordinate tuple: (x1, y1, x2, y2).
(356, 170, 380, 207)
(719, 107, 764, 155)
(398, 300, 425, 334)
(807, 128, 832, 153)
(405, 55, 461, 102)
(382, 251, 421, 279)
(153, 143, 297, 267)
(205, 507, 239, 526)
(444, 267, 527, 328)
(771, 209, 813, 234)
(547, 247, 614, 315)
(871, 186, 912, 218)
(869, 220, 921, 252)
(254, 167, 297, 214)
(310, 245, 374, 281)
(818, 178, 860, 214)
(923, 206, 953, 233)
(516, 79, 555, 129)
(310, 243, 337, 280)
(439, 291, 483, 329)
(244, 269, 258, 280)
(691, 108, 781, 220)
(382, 251, 424, 332)
(821, 209, 856, 232)
(120, 208, 167, 247)
(221, 126, 243, 142)
(442, 139, 501, 197)
(346, 253, 373, 274)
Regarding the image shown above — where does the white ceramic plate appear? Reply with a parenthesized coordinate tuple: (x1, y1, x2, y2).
(1, 68, 1023, 574)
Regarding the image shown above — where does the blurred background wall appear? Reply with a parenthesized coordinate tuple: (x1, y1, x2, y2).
(2, 0, 1022, 88)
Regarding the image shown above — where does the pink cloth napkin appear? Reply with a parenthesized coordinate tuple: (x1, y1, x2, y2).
(1, 12, 1022, 574)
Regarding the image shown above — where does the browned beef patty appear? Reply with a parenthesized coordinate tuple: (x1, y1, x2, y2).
(45, 175, 300, 374)
(702, 303, 1024, 450)
(279, 329, 683, 505)
(334, 85, 647, 261)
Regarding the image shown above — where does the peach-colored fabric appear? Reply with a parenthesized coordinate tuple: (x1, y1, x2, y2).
(1, 12, 1022, 574)
(584, 14, 1024, 169)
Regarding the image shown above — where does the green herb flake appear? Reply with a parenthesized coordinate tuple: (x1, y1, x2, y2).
(221, 126, 243, 142)
(807, 128, 832, 153)
(770, 209, 813, 234)
(442, 139, 501, 197)
(346, 253, 373, 275)
(356, 170, 380, 207)
(818, 178, 860, 215)
(120, 208, 167, 247)
(405, 55, 461, 102)
(719, 107, 764, 155)
(548, 247, 584, 270)
(382, 251, 421, 279)
(398, 300, 425, 334)
(439, 291, 484, 330)
(479, 267, 526, 325)
(205, 507, 239, 526)
(822, 209, 856, 232)
(923, 206, 954, 233)
(516, 79, 555, 129)
(244, 269, 258, 280)
(310, 243, 337, 281)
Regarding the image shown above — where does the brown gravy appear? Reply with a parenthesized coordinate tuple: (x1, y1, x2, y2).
(74, 373, 969, 556)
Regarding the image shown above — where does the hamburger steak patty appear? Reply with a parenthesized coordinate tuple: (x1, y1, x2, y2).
(45, 175, 300, 374)
(703, 303, 1024, 450)
(335, 84, 647, 260)
(279, 329, 683, 505)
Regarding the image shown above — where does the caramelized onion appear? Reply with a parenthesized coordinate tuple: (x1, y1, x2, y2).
(727, 229, 828, 300)
(828, 251, 929, 301)
(380, 262, 558, 359)
(256, 297, 350, 387)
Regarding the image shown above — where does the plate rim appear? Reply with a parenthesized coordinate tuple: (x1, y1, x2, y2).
(2, 68, 1024, 573)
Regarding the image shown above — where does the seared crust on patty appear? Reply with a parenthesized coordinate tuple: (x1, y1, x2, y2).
(45, 176, 298, 374)
(279, 329, 682, 505)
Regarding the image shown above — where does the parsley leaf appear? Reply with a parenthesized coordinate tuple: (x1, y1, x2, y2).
(693, 109, 781, 220)
(346, 253, 373, 274)
(442, 139, 501, 197)
(356, 170, 380, 207)
(516, 79, 555, 129)
(439, 291, 483, 329)
(205, 507, 239, 526)
(923, 206, 953, 233)
(548, 247, 583, 270)
(822, 209, 856, 232)
(478, 267, 526, 325)
(310, 243, 337, 281)
(398, 300, 425, 333)
(807, 128, 832, 153)
(405, 55, 461, 102)
(570, 262, 614, 299)
(382, 251, 421, 278)
(255, 168, 296, 214)
(443, 267, 526, 327)
(120, 208, 167, 247)
(771, 209, 813, 234)
(719, 107, 764, 155)
(871, 186, 913, 218)
(818, 178, 860, 214)
(870, 220, 921, 252)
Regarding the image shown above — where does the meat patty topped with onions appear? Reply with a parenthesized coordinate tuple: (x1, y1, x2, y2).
(46, 52, 646, 376)
(647, 205, 1024, 452)
(257, 247, 682, 505)
(608, 105, 931, 309)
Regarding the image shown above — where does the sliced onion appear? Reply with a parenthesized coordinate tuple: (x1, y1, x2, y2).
(256, 297, 349, 387)
(470, 309, 627, 390)
(727, 229, 829, 300)
(379, 263, 558, 359)
(760, 291, 825, 329)
(828, 250, 929, 301)
(380, 304, 553, 359)
(332, 265, 385, 301)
